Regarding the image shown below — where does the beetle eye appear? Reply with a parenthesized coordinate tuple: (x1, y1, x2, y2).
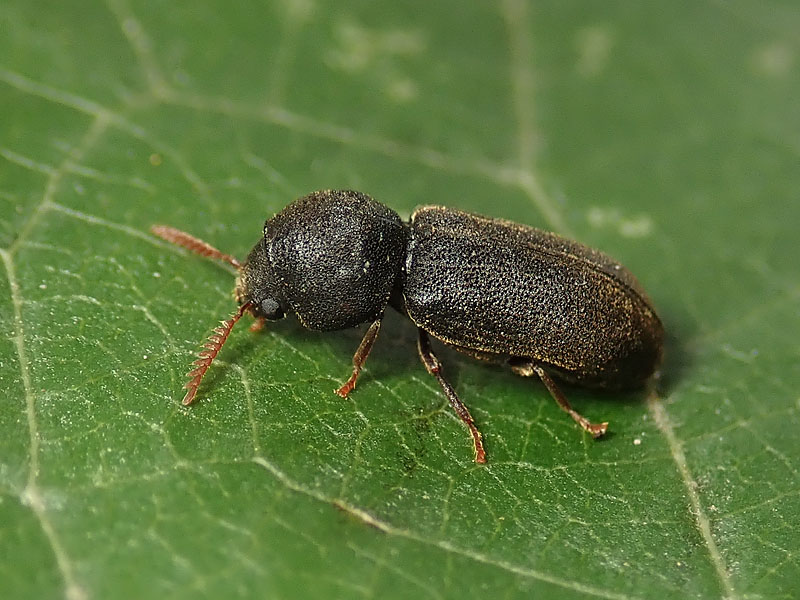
(260, 298, 284, 320)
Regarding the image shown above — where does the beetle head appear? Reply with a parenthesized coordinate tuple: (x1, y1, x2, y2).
(149, 223, 279, 405)
(235, 236, 288, 322)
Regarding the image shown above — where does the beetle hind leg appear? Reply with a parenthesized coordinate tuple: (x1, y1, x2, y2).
(511, 361, 608, 438)
(417, 329, 487, 464)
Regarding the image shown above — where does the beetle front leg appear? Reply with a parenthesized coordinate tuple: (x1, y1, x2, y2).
(335, 318, 382, 398)
(249, 316, 267, 332)
(417, 329, 487, 464)
(511, 361, 608, 438)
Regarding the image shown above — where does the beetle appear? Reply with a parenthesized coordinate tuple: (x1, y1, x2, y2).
(151, 189, 663, 463)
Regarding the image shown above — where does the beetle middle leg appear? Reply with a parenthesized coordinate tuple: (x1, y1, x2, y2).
(511, 361, 608, 438)
(417, 329, 487, 464)
(335, 318, 382, 398)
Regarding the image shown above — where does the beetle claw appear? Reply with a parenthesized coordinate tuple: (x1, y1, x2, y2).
(588, 421, 609, 438)
(334, 379, 355, 398)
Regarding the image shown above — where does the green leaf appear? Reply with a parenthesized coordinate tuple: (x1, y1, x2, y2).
(2, 1, 798, 598)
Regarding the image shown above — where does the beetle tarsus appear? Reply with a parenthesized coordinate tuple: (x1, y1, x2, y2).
(417, 329, 487, 464)
(335, 318, 382, 398)
(588, 422, 609, 438)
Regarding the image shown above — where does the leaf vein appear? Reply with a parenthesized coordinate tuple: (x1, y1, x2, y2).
(253, 456, 640, 600)
(648, 393, 738, 599)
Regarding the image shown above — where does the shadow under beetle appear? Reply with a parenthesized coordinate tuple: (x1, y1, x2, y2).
(152, 189, 663, 463)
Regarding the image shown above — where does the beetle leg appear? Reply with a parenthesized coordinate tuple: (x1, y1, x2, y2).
(249, 316, 266, 332)
(511, 361, 608, 438)
(335, 318, 382, 398)
(417, 329, 487, 464)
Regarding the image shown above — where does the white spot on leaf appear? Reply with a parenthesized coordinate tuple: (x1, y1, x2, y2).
(587, 206, 653, 238)
(575, 25, 614, 77)
(325, 19, 424, 102)
(750, 41, 794, 77)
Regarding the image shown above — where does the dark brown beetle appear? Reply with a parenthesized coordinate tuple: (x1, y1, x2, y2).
(152, 189, 663, 463)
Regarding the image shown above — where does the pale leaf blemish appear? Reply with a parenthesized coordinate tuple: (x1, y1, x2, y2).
(326, 23, 370, 72)
(750, 41, 794, 77)
(378, 27, 426, 57)
(326, 20, 424, 73)
(21, 485, 67, 513)
(385, 77, 418, 103)
(587, 206, 612, 227)
(280, 0, 315, 24)
(121, 17, 143, 42)
(325, 20, 424, 102)
(172, 69, 191, 86)
(619, 215, 652, 238)
(575, 25, 614, 77)
(587, 206, 653, 238)
(721, 344, 759, 364)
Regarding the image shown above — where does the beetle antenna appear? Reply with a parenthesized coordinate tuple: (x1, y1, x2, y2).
(182, 301, 254, 405)
(151, 225, 242, 269)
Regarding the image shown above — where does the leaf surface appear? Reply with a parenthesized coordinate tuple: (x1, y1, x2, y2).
(1, 1, 799, 599)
